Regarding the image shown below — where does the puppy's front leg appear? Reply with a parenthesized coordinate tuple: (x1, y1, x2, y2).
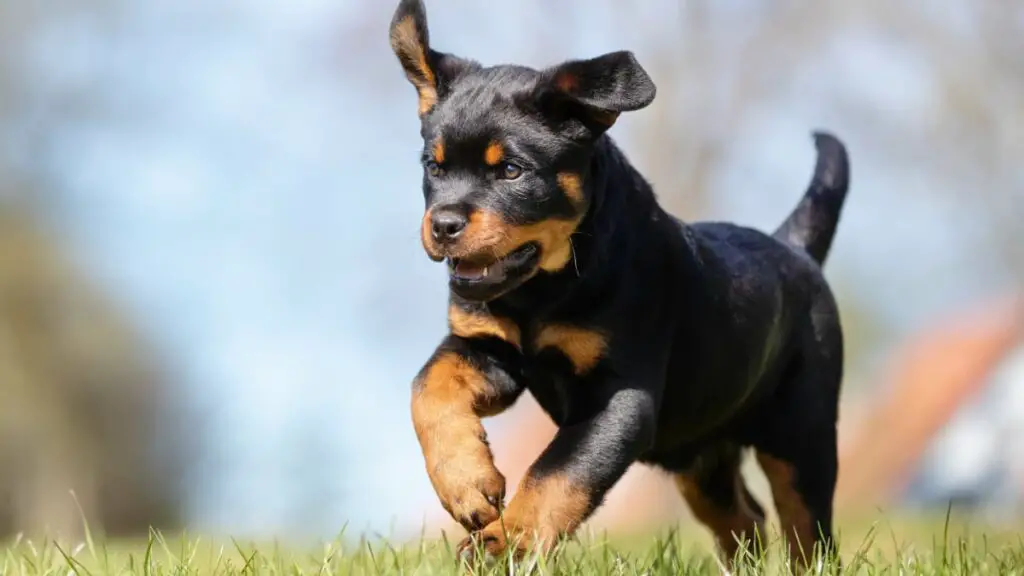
(457, 387, 656, 561)
(412, 335, 525, 532)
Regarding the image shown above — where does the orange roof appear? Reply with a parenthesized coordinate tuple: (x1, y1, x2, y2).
(835, 292, 1024, 510)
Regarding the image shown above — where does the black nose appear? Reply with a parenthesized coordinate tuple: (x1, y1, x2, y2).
(430, 208, 468, 244)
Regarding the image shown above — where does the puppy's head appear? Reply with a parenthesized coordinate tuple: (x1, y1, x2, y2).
(390, 0, 656, 302)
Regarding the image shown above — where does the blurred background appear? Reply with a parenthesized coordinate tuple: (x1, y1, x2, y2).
(0, 0, 1021, 545)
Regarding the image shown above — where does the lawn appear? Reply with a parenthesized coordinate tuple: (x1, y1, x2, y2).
(3, 512, 1023, 575)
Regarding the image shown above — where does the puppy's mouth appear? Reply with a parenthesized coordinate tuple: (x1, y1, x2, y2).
(445, 243, 540, 301)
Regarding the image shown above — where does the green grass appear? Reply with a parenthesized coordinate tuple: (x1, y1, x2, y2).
(3, 514, 1024, 575)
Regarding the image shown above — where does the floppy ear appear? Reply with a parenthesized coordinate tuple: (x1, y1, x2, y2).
(389, 0, 476, 117)
(537, 51, 656, 136)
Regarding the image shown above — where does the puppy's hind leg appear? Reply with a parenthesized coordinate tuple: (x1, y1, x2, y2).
(755, 432, 838, 572)
(755, 312, 844, 572)
(675, 444, 768, 567)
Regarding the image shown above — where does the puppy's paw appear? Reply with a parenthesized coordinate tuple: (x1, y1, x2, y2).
(456, 521, 550, 568)
(456, 524, 516, 568)
(431, 456, 506, 531)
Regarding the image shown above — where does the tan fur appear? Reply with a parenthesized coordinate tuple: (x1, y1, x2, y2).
(484, 141, 504, 166)
(675, 473, 765, 560)
(757, 453, 817, 568)
(557, 172, 584, 205)
(534, 324, 607, 374)
(389, 15, 438, 116)
(411, 352, 506, 527)
(463, 472, 591, 558)
(448, 305, 521, 350)
(432, 138, 445, 163)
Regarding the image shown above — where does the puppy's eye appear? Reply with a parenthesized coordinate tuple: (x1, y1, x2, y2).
(500, 162, 523, 180)
(425, 161, 443, 178)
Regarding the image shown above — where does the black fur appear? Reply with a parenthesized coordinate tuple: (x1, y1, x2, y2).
(392, 0, 849, 562)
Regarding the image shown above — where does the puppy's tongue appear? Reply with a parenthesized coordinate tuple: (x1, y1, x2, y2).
(455, 260, 489, 280)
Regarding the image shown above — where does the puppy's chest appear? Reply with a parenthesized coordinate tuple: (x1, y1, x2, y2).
(521, 320, 607, 374)
(448, 307, 610, 422)
(449, 305, 609, 373)
(519, 320, 610, 425)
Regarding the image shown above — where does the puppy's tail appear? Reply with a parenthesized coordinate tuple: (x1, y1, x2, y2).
(773, 131, 850, 266)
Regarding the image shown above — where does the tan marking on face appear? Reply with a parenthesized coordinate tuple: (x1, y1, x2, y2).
(555, 72, 578, 93)
(421, 208, 581, 272)
(463, 211, 581, 272)
(448, 305, 521, 350)
(534, 324, 607, 375)
(390, 15, 438, 116)
(484, 141, 504, 166)
(757, 453, 817, 567)
(432, 138, 445, 164)
(557, 172, 584, 205)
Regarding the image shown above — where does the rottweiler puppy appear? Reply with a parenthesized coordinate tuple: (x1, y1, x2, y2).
(389, 0, 850, 568)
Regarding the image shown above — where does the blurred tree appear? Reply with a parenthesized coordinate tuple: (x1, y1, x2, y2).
(0, 0, 185, 539)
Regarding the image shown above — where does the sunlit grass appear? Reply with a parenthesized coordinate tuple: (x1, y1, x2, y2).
(2, 511, 1023, 575)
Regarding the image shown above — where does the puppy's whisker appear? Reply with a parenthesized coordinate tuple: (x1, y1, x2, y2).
(570, 237, 580, 277)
